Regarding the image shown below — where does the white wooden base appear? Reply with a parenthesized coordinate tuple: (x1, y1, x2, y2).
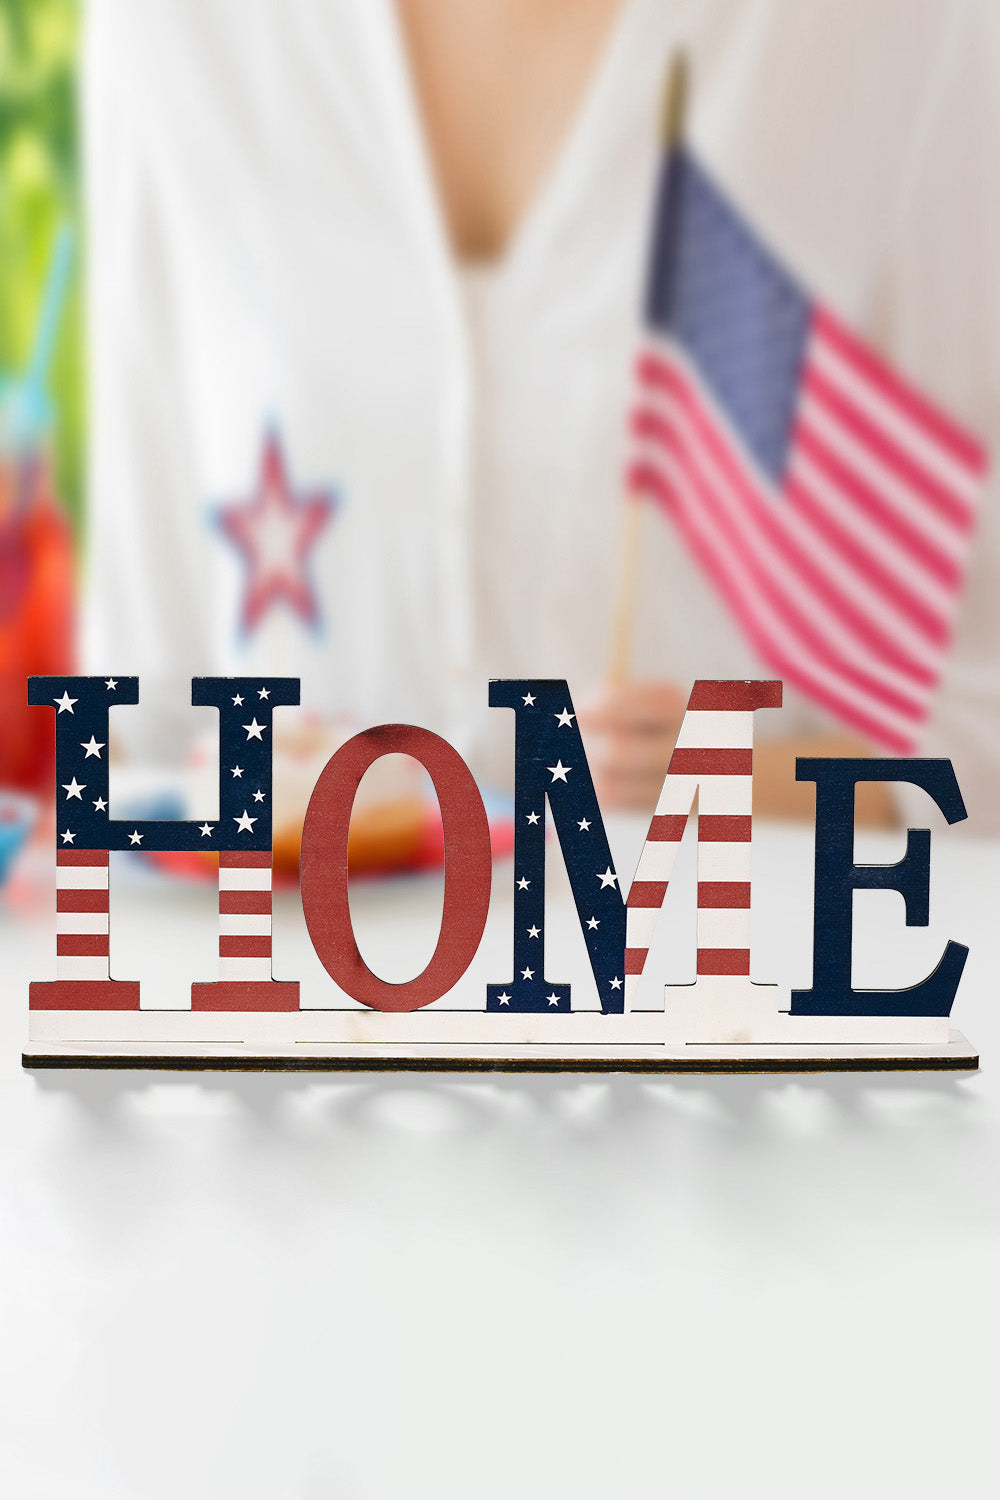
(23, 1010, 978, 1073)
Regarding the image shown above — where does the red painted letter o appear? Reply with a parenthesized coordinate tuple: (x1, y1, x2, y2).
(300, 726, 492, 1011)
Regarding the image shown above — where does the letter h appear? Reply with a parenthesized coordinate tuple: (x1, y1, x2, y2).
(27, 675, 300, 1012)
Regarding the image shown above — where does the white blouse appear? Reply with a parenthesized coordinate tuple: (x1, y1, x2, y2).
(83, 0, 1000, 825)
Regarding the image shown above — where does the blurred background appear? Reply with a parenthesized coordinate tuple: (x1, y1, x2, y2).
(3, 12, 1000, 1500)
(0, 0, 81, 529)
(0, 0, 78, 875)
(2, 0, 999, 875)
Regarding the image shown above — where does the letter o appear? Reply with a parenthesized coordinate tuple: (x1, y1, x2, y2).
(300, 725, 492, 1011)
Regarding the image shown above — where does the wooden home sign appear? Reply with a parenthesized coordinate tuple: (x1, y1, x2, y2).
(22, 675, 977, 1073)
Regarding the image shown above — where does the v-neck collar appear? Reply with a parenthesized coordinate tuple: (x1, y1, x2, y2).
(363, 0, 649, 292)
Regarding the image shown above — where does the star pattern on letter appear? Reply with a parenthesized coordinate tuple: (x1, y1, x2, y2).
(253, 790, 266, 803)
(235, 810, 257, 833)
(216, 429, 335, 635)
(199, 823, 214, 838)
(609, 977, 623, 991)
(129, 830, 143, 846)
(54, 691, 77, 714)
(231, 766, 244, 778)
(104, 678, 117, 691)
(93, 797, 107, 812)
(81, 736, 105, 759)
(497, 681, 628, 1014)
(258, 686, 270, 699)
(60, 828, 75, 844)
(232, 693, 244, 707)
(62, 777, 85, 800)
(497, 992, 511, 1006)
(243, 718, 265, 741)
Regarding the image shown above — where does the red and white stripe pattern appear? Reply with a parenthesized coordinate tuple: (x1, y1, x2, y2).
(628, 310, 987, 752)
(36, 846, 296, 1013)
(55, 848, 111, 980)
(624, 681, 780, 1009)
(217, 850, 274, 981)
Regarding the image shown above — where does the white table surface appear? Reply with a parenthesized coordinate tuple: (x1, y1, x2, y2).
(1, 817, 997, 1498)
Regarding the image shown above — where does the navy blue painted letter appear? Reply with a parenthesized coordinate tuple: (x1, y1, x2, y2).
(790, 758, 968, 1017)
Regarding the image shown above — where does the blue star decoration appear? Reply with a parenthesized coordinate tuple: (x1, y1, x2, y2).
(216, 428, 337, 636)
(486, 680, 628, 1015)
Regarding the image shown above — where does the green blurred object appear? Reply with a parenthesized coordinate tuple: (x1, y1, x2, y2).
(0, 0, 82, 535)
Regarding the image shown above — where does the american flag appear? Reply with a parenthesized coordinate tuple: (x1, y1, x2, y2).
(626, 147, 988, 752)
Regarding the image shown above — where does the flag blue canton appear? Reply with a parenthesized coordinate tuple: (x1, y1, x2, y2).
(644, 149, 811, 483)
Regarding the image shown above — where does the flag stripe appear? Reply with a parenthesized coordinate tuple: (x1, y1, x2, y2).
(698, 948, 751, 976)
(57, 933, 110, 957)
(220, 850, 273, 869)
(628, 457, 916, 750)
(31, 979, 140, 1010)
(638, 348, 946, 710)
(667, 747, 752, 776)
(649, 814, 689, 840)
(803, 365, 976, 531)
(785, 464, 950, 643)
(634, 400, 938, 687)
(57, 848, 109, 867)
(699, 815, 752, 841)
(673, 709, 755, 747)
(698, 841, 752, 881)
(654, 452, 920, 745)
(57, 888, 109, 912)
(640, 346, 953, 642)
(809, 329, 983, 505)
(219, 889, 272, 915)
(632, 391, 932, 722)
(56, 911, 109, 935)
(687, 680, 782, 712)
(219, 935, 272, 959)
(698, 881, 751, 909)
(696, 906, 750, 949)
(218, 865, 272, 891)
(55, 956, 113, 982)
(812, 307, 987, 476)
(795, 407, 966, 576)
(627, 880, 669, 908)
(625, 947, 648, 976)
(218, 956, 273, 981)
(219, 913, 273, 936)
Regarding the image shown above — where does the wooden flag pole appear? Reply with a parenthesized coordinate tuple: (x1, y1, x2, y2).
(607, 495, 643, 685)
(607, 52, 688, 685)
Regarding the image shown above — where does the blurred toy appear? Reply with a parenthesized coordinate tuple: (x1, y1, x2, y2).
(0, 226, 76, 795)
(0, 790, 37, 885)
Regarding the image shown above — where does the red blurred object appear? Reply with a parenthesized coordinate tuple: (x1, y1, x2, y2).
(0, 454, 76, 796)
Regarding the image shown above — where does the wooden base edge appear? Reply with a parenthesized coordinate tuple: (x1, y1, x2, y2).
(22, 1052, 979, 1074)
